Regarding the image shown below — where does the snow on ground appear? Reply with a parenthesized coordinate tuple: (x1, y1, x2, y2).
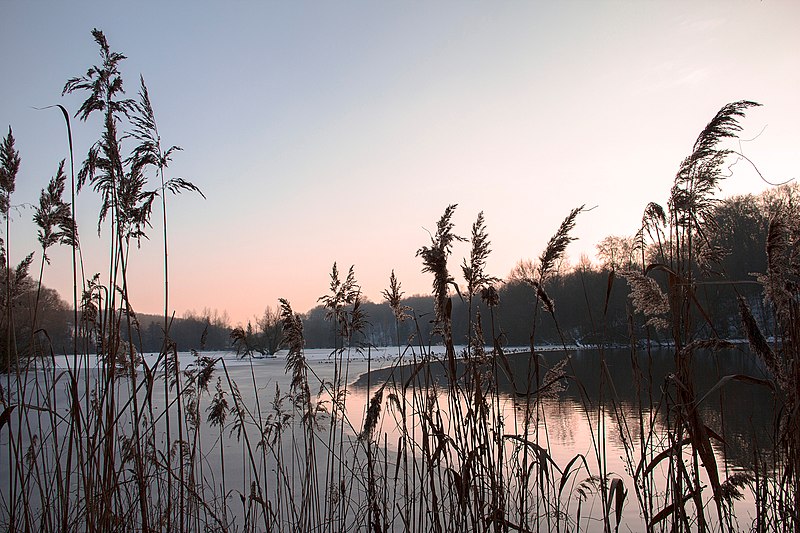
(45, 344, 543, 371)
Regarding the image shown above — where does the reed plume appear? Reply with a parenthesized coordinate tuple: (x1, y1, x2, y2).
(417, 204, 464, 328)
(0, 128, 20, 215)
(620, 270, 670, 331)
(381, 270, 409, 322)
(538, 205, 584, 282)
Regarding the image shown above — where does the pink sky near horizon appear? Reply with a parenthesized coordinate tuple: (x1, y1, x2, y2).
(2, 1, 799, 326)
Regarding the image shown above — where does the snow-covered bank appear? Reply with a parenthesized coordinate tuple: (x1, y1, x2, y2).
(40, 343, 603, 372)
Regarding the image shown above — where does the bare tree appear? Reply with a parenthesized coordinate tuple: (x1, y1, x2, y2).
(257, 305, 283, 355)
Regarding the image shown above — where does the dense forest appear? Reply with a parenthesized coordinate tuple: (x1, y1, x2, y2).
(9, 185, 782, 355)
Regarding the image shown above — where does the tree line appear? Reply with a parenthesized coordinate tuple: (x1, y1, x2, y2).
(5, 185, 785, 355)
(298, 186, 783, 350)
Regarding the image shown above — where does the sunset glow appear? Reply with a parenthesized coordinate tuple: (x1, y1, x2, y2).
(3, 1, 799, 324)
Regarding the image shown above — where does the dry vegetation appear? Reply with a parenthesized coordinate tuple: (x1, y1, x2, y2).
(1, 30, 798, 532)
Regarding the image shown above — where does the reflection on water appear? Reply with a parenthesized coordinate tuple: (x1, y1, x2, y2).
(0, 347, 777, 531)
(344, 346, 777, 531)
(352, 346, 775, 471)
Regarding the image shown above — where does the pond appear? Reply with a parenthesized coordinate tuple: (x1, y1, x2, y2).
(347, 345, 777, 532)
(0, 344, 783, 532)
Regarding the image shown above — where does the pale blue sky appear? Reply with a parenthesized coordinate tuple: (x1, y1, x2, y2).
(2, 1, 799, 324)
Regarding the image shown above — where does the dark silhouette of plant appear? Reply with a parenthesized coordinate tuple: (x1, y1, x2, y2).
(738, 193, 800, 531)
(417, 204, 465, 369)
(622, 100, 761, 531)
(0, 127, 20, 371)
(129, 74, 203, 325)
(31, 161, 76, 342)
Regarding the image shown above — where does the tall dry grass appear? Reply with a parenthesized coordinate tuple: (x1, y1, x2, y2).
(0, 29, 795, 533)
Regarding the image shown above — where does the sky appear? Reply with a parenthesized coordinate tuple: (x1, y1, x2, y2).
(2, 1, 799, 326)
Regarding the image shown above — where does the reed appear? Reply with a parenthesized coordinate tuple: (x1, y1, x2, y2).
(1, 29, 796, 533)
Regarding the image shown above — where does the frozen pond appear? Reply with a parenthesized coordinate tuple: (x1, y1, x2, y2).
(0, 344, 778, 531)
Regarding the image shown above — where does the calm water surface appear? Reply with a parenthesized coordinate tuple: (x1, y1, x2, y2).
(0, 346, 776, 531)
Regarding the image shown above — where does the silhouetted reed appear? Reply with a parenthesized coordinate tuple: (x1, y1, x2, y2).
(1, 29, 796, 533)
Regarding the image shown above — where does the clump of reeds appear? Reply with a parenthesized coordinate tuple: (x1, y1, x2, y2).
(736, 187, 800, 530)
(0, 28, 220, 533)
(617, 100, 793, 532)
(4, 27, 799, 533)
